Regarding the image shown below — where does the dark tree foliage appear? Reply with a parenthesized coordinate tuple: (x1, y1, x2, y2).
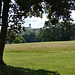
(16, 0, 75, 24)
(22, 28, 41, 43)
(0, 0, 75, 65)
(40, 21, 75, 41)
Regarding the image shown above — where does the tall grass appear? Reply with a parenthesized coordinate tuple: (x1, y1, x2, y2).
(4, 41, 75, 53)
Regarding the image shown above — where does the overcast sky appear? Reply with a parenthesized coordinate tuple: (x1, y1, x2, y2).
(23, 13, 48, 28)
(71, 10, 75, 23)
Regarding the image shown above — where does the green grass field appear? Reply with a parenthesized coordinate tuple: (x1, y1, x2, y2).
(3, 41, 75, 75)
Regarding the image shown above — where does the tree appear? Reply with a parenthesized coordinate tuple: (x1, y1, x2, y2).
(22, 28, 41, 43)
(0, 0, 10, 65)
(0, 0, 75, 65)
(34, 31, 41, 42)
(40, 22, 62, 41)
(12, 35, 26, 44)
(40, 21, 75, 41)
(70, 23, 75, 40)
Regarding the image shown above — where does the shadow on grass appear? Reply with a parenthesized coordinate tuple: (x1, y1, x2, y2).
(0, 65, 60, 75)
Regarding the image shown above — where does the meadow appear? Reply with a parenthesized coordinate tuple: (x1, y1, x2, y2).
(3, 41, 75, 75)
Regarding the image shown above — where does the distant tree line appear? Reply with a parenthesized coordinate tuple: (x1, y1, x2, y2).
(22, 28, 41, 43)
(6, 22, 75, 44)
(6, 28, 41, 43)
(40, 22, 75, 41)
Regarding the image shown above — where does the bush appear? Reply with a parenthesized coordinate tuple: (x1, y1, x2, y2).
(12, 35, 26, 43)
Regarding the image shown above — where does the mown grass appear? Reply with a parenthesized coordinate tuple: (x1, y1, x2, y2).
(2, 41, 75, 75)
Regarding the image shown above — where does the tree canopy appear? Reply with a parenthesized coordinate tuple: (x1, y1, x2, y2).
(40, 22, 75, 41)
(16, 0, 75, 23)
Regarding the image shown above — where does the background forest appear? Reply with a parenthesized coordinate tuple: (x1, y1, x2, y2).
(6, 22, 75, 44)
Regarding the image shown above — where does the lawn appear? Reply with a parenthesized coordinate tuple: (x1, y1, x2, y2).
(3, 41, 75, 75)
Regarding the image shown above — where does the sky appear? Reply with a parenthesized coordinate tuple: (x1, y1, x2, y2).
(71, 10, 75, 23)
(23, 13, 48, 28)
(24, 11, 75, 28)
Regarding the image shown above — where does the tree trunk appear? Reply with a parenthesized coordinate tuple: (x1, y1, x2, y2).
(0, 0, 10, 66)
(0, 0, 1, 15)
